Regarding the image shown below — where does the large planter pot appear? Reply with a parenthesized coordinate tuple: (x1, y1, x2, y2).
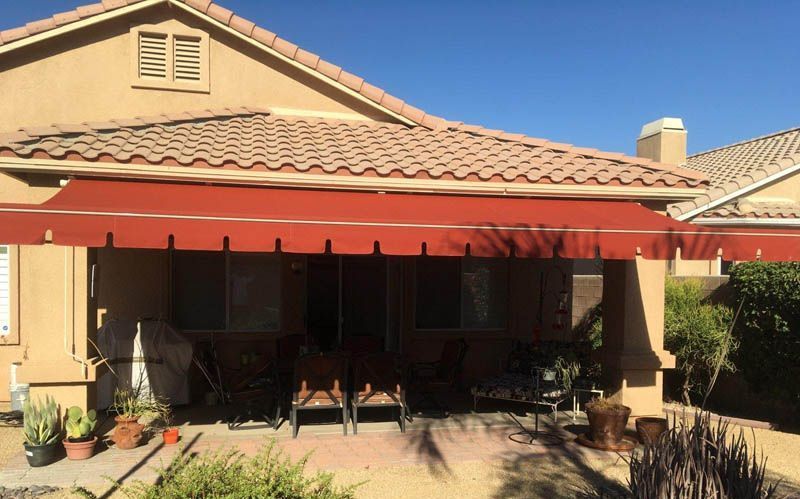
(586, 403, 631, 447)
(635, 417, 668, 446)
(23, 442, 59, 467)
(112, 416, 144, 450)
(63, 436, 98, 460)
(162, 428, 179, 445)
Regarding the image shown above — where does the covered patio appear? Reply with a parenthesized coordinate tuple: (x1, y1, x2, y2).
(1, 168, 798, 422)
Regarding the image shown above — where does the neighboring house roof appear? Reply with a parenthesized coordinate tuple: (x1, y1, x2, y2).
(669, 127, 800, 219)
(697, 200, 800, 220)
(0, 0, 444, 129)
(0, 108, 706, 190)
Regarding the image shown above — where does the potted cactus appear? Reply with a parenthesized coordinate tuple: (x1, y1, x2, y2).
(62, 406, 98, 460)
(22, 395, 60, 467)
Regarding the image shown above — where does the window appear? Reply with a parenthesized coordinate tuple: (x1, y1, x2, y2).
(415, 257, 508, 330)
(172, 251, 281, 331)
(131, 26, 209, 92)
(0, 246, 10, 337)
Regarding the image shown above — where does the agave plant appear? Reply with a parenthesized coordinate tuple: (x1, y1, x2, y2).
(628, 411, 778, 498)
(23, 395, 60, 447)
(64, 406, 97, 440)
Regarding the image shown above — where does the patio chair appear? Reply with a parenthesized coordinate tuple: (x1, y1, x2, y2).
(219, 353, 282, 431)
(291, 352, 349, 438)
(409, 338, 469, 417)
(350, 352, 407, 434)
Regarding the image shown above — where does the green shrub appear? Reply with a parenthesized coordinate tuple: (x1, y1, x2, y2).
(117, 440, 357, 499)
(628, 412, 777, 498)
(664, 278, 736, 406)
(728, 262, 800, 409)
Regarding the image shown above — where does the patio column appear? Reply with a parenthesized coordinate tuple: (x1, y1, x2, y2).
(598, 257, 675, 416)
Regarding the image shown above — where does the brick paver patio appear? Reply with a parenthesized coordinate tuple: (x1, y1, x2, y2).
(0, 408, 620, 492)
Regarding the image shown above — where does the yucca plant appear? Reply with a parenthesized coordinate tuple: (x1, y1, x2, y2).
(628, 411, 778, 498)
(23, 395, 60, 447)
(65, 406, 97, 441)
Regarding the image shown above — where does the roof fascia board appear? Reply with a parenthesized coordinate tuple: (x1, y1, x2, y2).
(0, 157, 702, 200)
(694, 217, 800, 227)
(677, 161, 800, 221)
(0, 0, 163, 56)
(167, 0, 415, 126)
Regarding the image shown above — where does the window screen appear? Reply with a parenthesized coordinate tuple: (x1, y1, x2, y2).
(173, 251, 226, 330)
(228, 253, 281, 331)
(0, 246, 10, 337)
(415, 257, 508, 330)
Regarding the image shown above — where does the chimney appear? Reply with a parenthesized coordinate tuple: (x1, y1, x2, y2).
(636, 117, 687, 165)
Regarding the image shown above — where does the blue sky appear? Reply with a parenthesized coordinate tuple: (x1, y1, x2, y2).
(2, 1, 799, 155)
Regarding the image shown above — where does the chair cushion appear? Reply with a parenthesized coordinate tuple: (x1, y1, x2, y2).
(471, 373, 567, 402)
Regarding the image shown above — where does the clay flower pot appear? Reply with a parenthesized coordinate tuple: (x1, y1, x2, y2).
(636, 417, 668, 446)
(162, 427, 179, 445)
(586, 403, 631, 447)
(112, 416, 144, 450)
(63, 436, 98, 460)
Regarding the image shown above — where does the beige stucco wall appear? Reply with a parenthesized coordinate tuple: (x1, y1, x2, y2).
(0, 173, 96, 409)
(0, 4, 392, 130)
(599, 257, 674, 416)
(744, 169, 800, 202)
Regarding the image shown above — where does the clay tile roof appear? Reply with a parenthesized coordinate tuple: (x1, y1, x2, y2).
(669, 126, 800, 218)
(0, 109, 707, 189)
(0, 0, 450, 129)
(698, 200, 800, 220)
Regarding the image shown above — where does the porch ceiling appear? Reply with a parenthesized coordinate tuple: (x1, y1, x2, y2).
(0, 178, 798, 260)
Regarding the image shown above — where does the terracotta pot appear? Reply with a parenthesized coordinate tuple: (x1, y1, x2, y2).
(162, 427, 179, 445)
(586, 404, 631, 447)
(636, 417, 668, 446)
(63, 436, 97, 460)
(112, 416, 144, 450)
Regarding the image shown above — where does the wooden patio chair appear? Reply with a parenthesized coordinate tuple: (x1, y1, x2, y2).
(409, 338, 469, 417)
(291, 352, 349, 438)
(219, 354, 281, 431)
(350, 352, 407, 434)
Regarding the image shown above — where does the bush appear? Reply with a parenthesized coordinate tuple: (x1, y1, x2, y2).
(628, 412, 777, 498)
(114, 440, 357, 499)
(728, 262, 800, 409)
(664, 278, 736, 406)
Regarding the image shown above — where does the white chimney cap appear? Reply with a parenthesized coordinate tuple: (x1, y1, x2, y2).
(638, 117, 686, 140)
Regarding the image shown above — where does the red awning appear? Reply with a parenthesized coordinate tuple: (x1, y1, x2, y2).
(0, 179, 798, 260)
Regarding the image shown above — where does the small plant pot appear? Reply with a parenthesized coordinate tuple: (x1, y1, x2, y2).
(63, 436, 98, 460)
(112, 416, 144, 450)
(635, 417, 668, 446)
(586, 404, 632, 447)
(162, 427, 180, 445)
(23, 442, 59, 467)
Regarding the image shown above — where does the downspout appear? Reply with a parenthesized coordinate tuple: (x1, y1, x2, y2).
(63, 246, 88, 378)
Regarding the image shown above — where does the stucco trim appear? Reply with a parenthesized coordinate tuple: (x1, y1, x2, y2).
(0, 157, 703, 201)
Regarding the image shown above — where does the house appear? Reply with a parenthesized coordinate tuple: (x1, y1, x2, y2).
(641, 119, 800, 276)
(0, 0, 796, 418)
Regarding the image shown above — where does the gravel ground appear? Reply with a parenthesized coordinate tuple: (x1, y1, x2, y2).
(2, 422, 799, 498)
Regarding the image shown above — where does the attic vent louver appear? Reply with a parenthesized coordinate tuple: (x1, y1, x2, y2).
(138, 32, 168, 80)
(131, 26, 209, 93)
(174, 36, 202, 82)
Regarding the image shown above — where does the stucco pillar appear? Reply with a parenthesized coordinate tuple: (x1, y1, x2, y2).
(599, 257, 675, 416)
